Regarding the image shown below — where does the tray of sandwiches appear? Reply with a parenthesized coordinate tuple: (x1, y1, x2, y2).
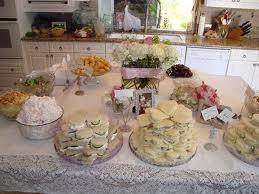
(224, 114, 259, 167)
(54, 110, 123, 166)
(129, 100, 198, 167)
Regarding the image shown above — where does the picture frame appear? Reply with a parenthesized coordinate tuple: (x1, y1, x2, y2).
(51, 21, 67, 31)
(134, 89, 155, 115)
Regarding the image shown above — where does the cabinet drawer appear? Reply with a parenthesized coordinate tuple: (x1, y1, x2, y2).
(49, 42, 74, 53)
(74, 42, 106, 54)
(0, 59, 24, 74)
(24, 41, 49, 53)
(230, 49, 258, 61)
(106, 43, 121, 53)
(0, 73, 24, 87)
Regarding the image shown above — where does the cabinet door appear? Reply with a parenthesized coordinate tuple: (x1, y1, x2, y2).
(172, 45, 186, 64)
(27, 53, 50, 72)
(50, 53, 74, 66)
(227, 61, 256, 86)
(251, 64, 259, 92)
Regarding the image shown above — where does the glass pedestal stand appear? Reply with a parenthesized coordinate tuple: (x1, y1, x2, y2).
(74, 76, 85, 96)
(118, 98, 134, 133)
(204, 127, 218, 152)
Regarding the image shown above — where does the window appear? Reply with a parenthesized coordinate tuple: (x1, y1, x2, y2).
(160, 0, 194, 31)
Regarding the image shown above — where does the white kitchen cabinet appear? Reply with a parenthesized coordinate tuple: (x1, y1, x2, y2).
(74, 42, 106, 54)
(205, 0, 259, 9)
(227, 49, 259, 91)
(49, 42, 74, 53)
(50, 53, 74, 66)
(26, 53, 50, 71)
(0, 59, 24, 86)
(251, 64, 259, 92)
(227, 61, 256, 86)
(23, 0, 79, 12)
(185, 47, 231, 75)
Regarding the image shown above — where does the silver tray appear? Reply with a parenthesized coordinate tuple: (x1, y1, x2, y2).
(129, 133, 196, 167)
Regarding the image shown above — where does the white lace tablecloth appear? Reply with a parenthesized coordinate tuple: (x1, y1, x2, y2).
(0, 72, 259, 194)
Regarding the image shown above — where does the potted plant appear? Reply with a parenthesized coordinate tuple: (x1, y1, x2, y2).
(112, 40, 178, 92)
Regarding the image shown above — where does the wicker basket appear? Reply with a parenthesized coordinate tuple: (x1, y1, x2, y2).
(51, 28, 65, 37)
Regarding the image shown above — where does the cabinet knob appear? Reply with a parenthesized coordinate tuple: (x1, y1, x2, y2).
(10, 68, 14, 72)
(50, 54, 53, 58)
(242, 54, 246, 58)
(46, 54, 49, 58)
(59, 46, 62, 51)
(87, 47, 91, 51)
(13, 82, 17, 86)
(253, 64, 257, 67)
(35, 46, 39, 50)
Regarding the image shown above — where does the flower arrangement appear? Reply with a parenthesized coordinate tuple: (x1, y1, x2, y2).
(112, 40, 179, 92)
(112, 41, 178, 70)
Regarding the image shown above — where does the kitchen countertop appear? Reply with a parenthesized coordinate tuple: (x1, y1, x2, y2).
(21, 33, 259, 50)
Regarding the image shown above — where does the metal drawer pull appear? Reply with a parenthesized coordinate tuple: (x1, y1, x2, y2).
(59, 46, 62, 50)
(87, 47, 91, 51)
(243, 54, 246, 58)
(35, 46, 38, 50)
(253, 64, 257, 67)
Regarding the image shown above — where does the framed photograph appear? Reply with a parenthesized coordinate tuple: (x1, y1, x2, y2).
(134, 89, 155, 115)
(51, 21, 67, 31)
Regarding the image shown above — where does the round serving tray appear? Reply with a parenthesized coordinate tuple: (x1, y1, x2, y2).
(223, 134, 259, 167)
(54, 132, 123, 166)
(129, 133, 196, 167)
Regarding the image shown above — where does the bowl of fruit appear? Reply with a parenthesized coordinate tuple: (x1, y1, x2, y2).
(72, 56, 112, 77)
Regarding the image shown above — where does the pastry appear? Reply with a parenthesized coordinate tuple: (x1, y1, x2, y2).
(157, 100, 178, 116)
(137, 114, 152, 127)
(149, 108, 169, 123)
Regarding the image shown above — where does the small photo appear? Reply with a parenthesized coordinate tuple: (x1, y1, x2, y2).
(134, 89, 155, 115)
(51, 21, 67, 31)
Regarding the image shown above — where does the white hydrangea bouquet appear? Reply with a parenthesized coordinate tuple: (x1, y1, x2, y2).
(112, 41, 178, 91)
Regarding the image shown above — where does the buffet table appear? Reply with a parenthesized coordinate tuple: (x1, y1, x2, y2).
(0, 72, 259, 194)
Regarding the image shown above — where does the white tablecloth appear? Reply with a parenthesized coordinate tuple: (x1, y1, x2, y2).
(0, 72, 258, 194)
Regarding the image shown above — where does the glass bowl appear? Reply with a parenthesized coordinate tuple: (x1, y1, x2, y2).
(18, 71, 55, 97)
(16, 107, 63, 140)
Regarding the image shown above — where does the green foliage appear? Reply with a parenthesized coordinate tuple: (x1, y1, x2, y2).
(123, 55, 161, 68)
(152, 35, 160, 44)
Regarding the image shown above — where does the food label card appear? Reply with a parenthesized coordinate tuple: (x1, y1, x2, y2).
(217, 108, 235, 123)
(201, 106, 219, 121)
(115, 89, 135, 100)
